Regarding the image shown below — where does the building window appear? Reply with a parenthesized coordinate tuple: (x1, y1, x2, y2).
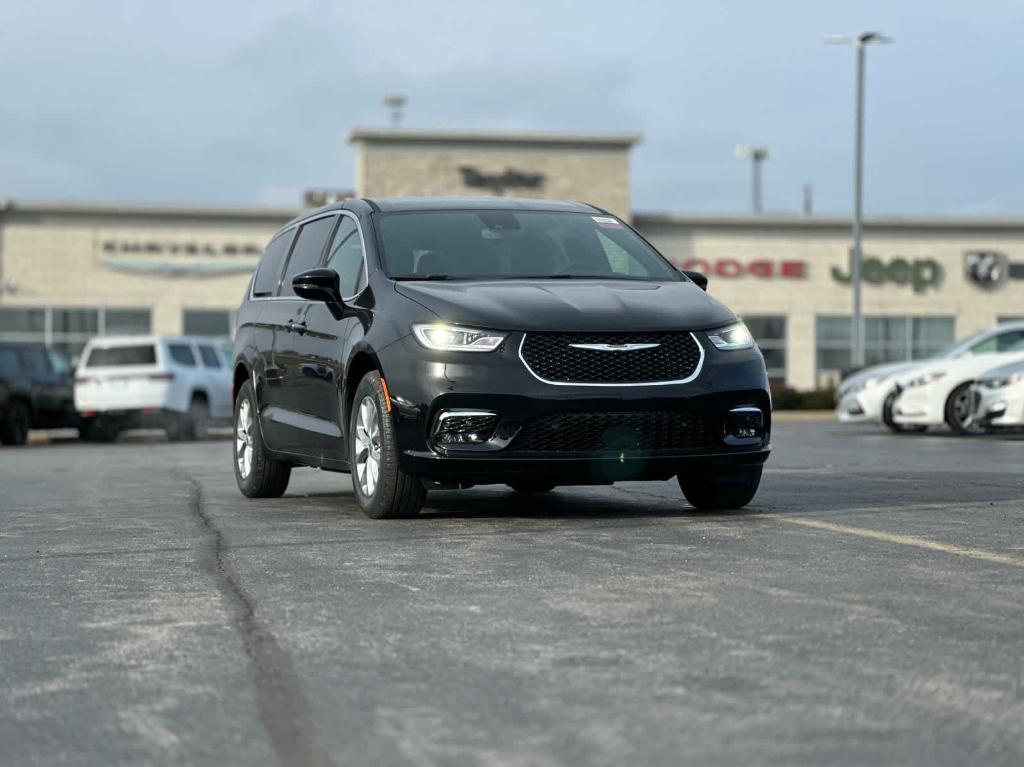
(0, 306, 151, 363)
(183, 309, 234, 339)
(816, 316, 955, 381)
(743, 315, 786, 385)
(999, 316, 1024, 324)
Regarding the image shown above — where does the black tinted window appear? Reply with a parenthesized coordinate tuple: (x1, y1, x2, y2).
(198, 345, 221, 368)
(0, 348, 20, 374)
(85, 345, 157, 367)
(168, 343, 196, 366)
(19, 348, 50, 375)
(253, 232, 295, 297)
(280, 217, 336, 297)
(325, 217, 365, 297)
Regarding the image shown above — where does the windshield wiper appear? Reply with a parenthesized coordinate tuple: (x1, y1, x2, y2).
(392, 274, 453, 281)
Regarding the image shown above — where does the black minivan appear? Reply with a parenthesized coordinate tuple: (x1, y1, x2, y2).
(231, 198, 770, 518)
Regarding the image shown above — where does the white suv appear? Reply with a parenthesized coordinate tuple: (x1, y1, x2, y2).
(75, 335, 232, 442)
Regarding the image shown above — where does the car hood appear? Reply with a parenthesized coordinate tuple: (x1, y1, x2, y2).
(394, 279, 736, 332)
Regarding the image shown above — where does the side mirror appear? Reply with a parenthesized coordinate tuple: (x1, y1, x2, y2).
(683, 269, 708, 291)
(293, 268, 346, 319)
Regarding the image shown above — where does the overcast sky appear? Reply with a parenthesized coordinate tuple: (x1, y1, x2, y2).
(2, 0, 1022, 216)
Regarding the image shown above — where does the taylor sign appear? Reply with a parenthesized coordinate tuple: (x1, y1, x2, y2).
(679, 258, 807, 279)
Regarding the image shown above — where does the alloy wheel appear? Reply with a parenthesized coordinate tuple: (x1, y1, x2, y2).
(355, 395, 382, 497)
(236, 398, 253, 478)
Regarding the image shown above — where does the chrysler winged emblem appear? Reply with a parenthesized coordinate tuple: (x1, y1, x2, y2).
(569, 342, 661, 352)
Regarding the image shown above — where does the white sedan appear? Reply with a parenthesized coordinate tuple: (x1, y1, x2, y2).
(971, 359, 1024, 428)
(835, 321, 1024, 432)
(891, 343, 1024, 433)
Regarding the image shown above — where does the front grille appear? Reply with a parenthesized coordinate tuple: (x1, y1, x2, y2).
(511, 411, 707, 454)
(520, 332, 702, 384)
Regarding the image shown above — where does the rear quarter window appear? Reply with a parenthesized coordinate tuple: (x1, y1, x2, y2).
(167, 343, 197, 366)
(85, 345, 157, 367)
(198, 345, 222, 368)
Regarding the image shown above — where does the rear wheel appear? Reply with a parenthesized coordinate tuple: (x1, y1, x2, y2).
(944, 382, 982, 435)
(233, 380, 291, 498)
(507, 481, 556, 494)
(678, 465, 762, 511)
(882, 390, 927, 433)
(186, 396, 210, 441)
(349, 371, 425, 519)
(1, 401, 30, 446)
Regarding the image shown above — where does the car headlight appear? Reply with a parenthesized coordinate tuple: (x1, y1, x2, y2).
(707, 322, 754, 351)
(412, 323, 506, 352)
(904, 371, 947, 388)
(978, 372, 1024, 389)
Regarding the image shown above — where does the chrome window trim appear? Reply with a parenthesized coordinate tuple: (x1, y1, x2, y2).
(517, 332, 705, 387)
(249, 210, 370, 303)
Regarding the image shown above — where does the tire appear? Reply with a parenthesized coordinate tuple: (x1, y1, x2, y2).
(678, 465, 762, 511)
(186, 397, 210, 441)
(944, 382, 981, 435)
(1, 400, 30, 446)
(233, 380, 291, 498)
(349, 371, 425, 519)
(507, 481, 556, 494)
(882, 390, 927, 433)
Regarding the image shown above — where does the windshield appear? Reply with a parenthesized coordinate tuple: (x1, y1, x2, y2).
(377, 210, 681, 281)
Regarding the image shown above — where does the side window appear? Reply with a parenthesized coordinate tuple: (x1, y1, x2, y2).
(325, 217, 366, 297)
(280, 217, 337, 297)
(253, 232, 295, 297)
(198, 345, 222, 368)
(168, 343, 197, 367)
(996, 330, 1024, 351)
(0, 348, 19, 374)
(19, 347, 50, 375)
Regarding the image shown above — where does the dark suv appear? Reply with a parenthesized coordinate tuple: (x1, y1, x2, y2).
(231, 198, 770, 518)
(0, 341, 77, 445)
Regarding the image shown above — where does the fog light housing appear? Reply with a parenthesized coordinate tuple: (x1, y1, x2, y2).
(724, 406, 764, 443)
(434, 410, 498, 446)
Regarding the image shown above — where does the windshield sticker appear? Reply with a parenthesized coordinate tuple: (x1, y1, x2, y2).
(592, 216, 623, 228)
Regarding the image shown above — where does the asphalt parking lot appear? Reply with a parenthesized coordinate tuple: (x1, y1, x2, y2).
(2, 421, 1023, 766)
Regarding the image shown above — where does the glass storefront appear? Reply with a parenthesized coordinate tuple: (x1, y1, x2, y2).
(816, 315, 955, 381)
(182, 309, 235, 340)
(743, 315, 786, 385)
(0, 306, 152, 362)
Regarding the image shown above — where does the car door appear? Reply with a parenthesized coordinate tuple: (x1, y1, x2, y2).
(248, 229, 296, 451)
(266, 214, 338, 453)
(287, 212, 367, 460)
(18, 346, 61, 425)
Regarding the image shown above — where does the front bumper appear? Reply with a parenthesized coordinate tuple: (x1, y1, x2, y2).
(891, 385, 941, 425)
(972, 383, 1024, 427)
(378, 332, 771, 484)
(835, 384, 890, 423)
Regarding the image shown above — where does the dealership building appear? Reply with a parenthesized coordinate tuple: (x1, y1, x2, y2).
(1, 128, 1022, 391)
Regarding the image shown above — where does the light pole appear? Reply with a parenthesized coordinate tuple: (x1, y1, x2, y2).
(825, 32, 892, 369)
(735, 145, 769, 214)
(383, 93, 407, 129)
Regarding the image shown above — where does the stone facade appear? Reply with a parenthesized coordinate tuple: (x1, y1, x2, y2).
(350, 130, 637, 220)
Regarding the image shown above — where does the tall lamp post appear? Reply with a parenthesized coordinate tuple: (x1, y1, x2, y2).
(735, 145, 769, 214)
(825, 32, 892, 369)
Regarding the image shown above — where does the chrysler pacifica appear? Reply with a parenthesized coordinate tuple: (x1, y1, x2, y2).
(230, 198, 771, 518)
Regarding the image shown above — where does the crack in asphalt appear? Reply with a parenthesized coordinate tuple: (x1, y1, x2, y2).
(175, 470, 336, 767)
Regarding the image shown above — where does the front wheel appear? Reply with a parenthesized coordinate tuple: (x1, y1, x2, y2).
(1, 401, 30, 445)
(349, 371, 425, 519)
(233, 380, 291, 498)
(678, 465, 762, 511)
(944, 382, 982, 435)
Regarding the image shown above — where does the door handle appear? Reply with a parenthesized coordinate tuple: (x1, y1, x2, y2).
(288, 320, 308, 335)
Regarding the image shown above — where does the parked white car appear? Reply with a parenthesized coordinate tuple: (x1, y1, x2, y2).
(75, 335, 232, 441)
(971, 358, 1024, 429)
(835, 321, 1024, 432)
(890, 340, 1024, 434)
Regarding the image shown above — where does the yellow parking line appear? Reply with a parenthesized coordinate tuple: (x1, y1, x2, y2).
(766, 515, 1024, 569)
